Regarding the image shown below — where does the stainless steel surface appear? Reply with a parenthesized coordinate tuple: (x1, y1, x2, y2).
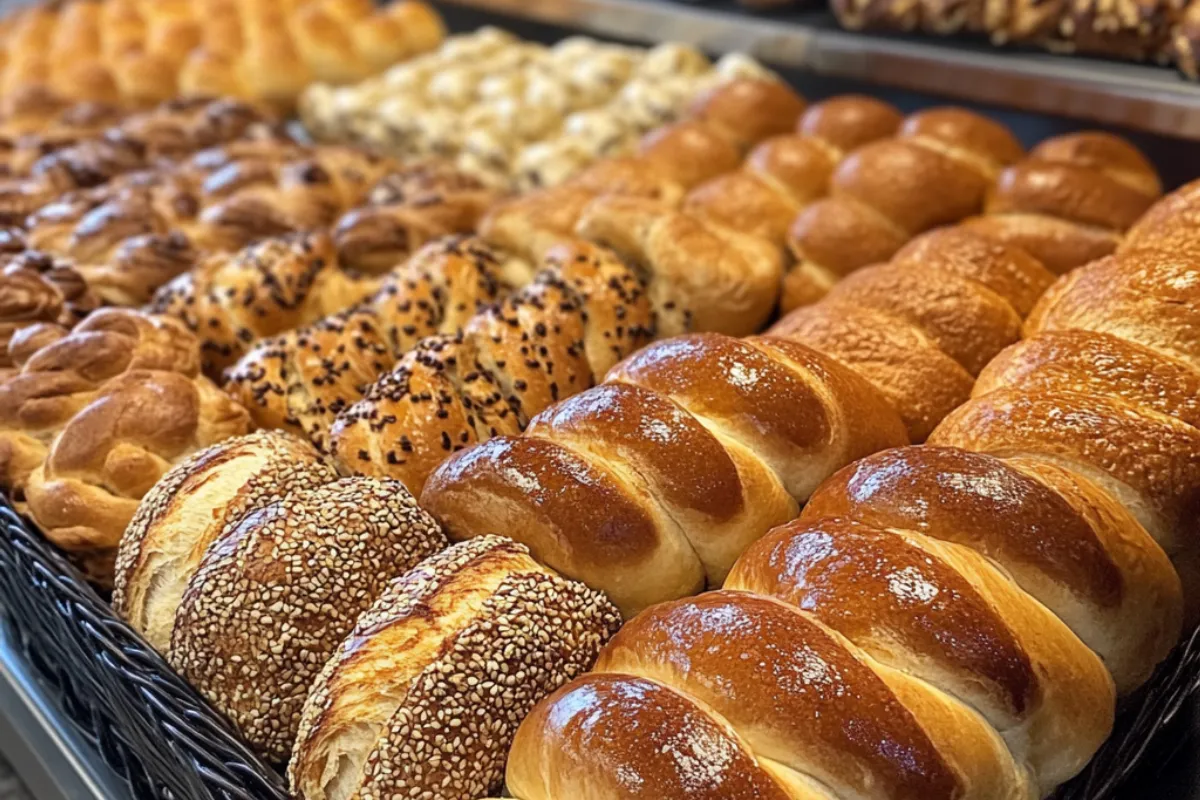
(437, 0, 1200, 139)
(0, 621, 127, 800)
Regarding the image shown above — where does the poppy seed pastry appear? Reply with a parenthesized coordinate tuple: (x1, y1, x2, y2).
(169, 476, 447, 762)
(112, 430, 337, 652)
(288, 535, 621, 800)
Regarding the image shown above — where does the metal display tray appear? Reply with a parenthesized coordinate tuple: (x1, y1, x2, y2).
(434, 0, 1200, 140)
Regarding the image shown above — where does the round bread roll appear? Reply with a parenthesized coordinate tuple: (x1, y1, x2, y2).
(288, 535, 621, 800)
(169, 476, 447, 762)
(112, 430, 336, 653)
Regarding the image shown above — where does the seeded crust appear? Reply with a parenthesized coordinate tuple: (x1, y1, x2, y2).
(330, 242, 657, 494)
(288, 535, 622, 800)
(169, 476, 447, 762)
(225, 237, 526, 451)
(112, 430, 336, 652)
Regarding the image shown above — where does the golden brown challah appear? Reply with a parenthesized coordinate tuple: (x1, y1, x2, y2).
(289, 535, 621, 800)
(0, 243, 100, 377)
(683, 94, 902, 249)
(783, 108, 1024, 311)
(0, 97, 276, 228)
(421, 227, 1052, 616)
(505, 193, 1197, 800)
(962, 131, 1161, 273)
(0, 309, 250, 583)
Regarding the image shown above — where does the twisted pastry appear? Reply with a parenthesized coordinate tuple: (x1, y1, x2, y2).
(962, 131, 1161, 273)
(225, 236, 532, 452)
(0, 243, 100, 375)
(504, 198, 1196, 800)
(783, 107, 1023, 310)
(151, 232, 378, 377)
(0, 97, 276, 226)
(0, 101, 125, 179)
(0, 308, 250, 583)
(771, 226, 1055, 440)
(480, 78, 808, 265)
(327, 241, 661, 495)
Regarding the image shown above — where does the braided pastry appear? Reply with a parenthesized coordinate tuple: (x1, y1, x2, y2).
(0, 242, 100, 376)
(327, 241, 659, 495)
(962, 131, 1161, 273)
(504, 197, 1196, 800)
(225, 236, 532, 452)
(420, 226, 1051, 617)
(0, 308, 250, 583)
(151, 232, 377, 377)
(783, 108, 1023, 310)
(0, 97, 276, 226)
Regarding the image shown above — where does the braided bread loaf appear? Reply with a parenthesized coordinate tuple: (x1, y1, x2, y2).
(151, 232, 377, 377)
(683, 95, 902, 249)
(783, 108, 1023, 311)
(0, 101, 125, 179)
(480, 78, 808, 265)
(0, 308, 250, 583)
(421, 227, 1051, 617)
(503, 200, 1196, 800)
(225, 236, 533, 452)
(326, 241, 663, 494)
(0, 242, 100, 377)
(961, 131, 1161, 274)
(0, 97, 276, 227)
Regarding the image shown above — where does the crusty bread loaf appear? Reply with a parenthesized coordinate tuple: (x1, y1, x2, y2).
(503, 218, 1195, 800)
(0, 307, 252, 583)
(288, 535, 620, 800)
(169, 475, 447, 761)
(962, 132, 1160, 273)
(112, 430, 336, 652)
(783, 107, 1023, 310)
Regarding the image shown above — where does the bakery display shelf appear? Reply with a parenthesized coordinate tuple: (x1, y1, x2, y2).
(433, 0, 1200, 140)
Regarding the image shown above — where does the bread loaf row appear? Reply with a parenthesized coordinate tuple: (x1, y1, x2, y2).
(0, 0, 444, 112)
(501, 186, 1199, 800)
(111, 428, 622, 784)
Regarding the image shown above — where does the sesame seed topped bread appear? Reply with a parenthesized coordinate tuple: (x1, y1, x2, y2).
(288, 535, 621, 800)
(113, 430, 336, 652)
(169, 476, 447, 762)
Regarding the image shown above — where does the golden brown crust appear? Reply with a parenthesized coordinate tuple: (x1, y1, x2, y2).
(686, 78, 807, 151)
(289, 535, 620, 800)
(170, 476, 446, 761)
(112, 430, 335, 652)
